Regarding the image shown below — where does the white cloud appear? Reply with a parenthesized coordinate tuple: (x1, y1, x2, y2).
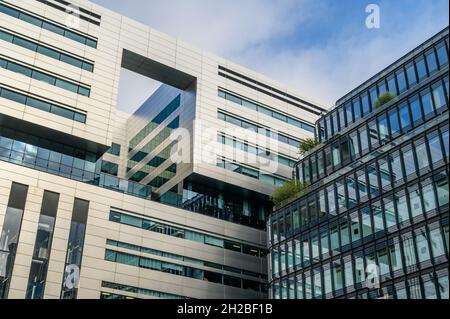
(93, 0, 448, 112)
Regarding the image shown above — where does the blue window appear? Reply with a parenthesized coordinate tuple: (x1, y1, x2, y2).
(42, 22, 64, 35)
(378, 81, 387, 95)
(406, 63, 417, 87)
(387, 75, 397, 96)
(421, 89, 435, 117)
(436, 42, 448, 67)
(60, 55, 83, 68)
(1, 88, 27, 104)
(345, 102, 353, 124)
(369, 86, 378, 109)
(13, 37, 37, 51)
(26, 97, 51, 112)
(19, 12, 42, 27)
(361, 93, 370, 115)
(416, 57, 427, 80)
(399, 102, 411, 131)
(0, 3, 19, 18)
(432, 82, 446, 111)
(353, 98, 361, 120)
(409, 96, 422, 124)
(426, 49, 438, 73)
(396, 69, 407, 93)
(37, 46, 60, 60)
(0, 30, 13, 42)
(32, 70, 56, 85)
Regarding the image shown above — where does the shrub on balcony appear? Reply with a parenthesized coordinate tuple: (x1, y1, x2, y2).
(299, 138, 320, 156)
(375, 92, 396, 109)
(271, 180, 308, 206)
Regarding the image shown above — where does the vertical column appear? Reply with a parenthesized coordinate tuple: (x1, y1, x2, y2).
(25, 191, 60, 299)
(60, 198, 89, 299)
(0, 182, 29, 299)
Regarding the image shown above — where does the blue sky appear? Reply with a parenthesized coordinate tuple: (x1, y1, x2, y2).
(91, 0, 449, 113)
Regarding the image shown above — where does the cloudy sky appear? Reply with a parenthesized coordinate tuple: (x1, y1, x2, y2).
(91, 0, 449, 113)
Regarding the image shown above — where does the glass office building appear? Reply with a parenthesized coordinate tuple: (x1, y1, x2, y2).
(268, 27, 449, 299)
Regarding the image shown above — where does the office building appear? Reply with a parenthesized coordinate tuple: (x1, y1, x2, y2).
(0, 0, 324, 299)
(268, 27, 449, 299)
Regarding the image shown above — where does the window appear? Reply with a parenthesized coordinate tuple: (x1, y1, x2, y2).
(345, 103, 353, 125)
(361, 206, 372, 239)
(387, 75, 397, 96)
(389, 151, 403, 185)
(432, 82, 446, 111)
(368, 120, 379, 148)
(402, 148, 415, 178)
(359, 126, 369, 154)
(436, 42, 448, 67)
(349, 131, 359, 158)
(378, 157, 391, 189)
(408, 187, 424, 219)
(61, 198, 89, 299)
(389, 239, 403, 273)
(414, 139, 429, 171)
(396, 69, 407, 93)
(367, 165, 379, 197)
(406, 63, 417, 87)
(399, 102, 411, 131)
(382, 198, 396, 230)
(414, 229, 431, 263)
(0, 183, 29, 299)
(378, 114, 389, 143)
(409, 96, 422, 124)
(428, 133, 443, 165)
(395, 191, 410, 226)
(436, 178, 449, 207)
(389, 109, 400, 136)
(402, 234, 417, 268)
(422, 182, 437, 214)
(426, 49, 438, 74)
(361, 93, 370, 115)
(416, 56, 427, 80)
(353, 98, 361, 120)
(421, 89, 435, 117)
(32, 70, 56, 85)
(429, 227, 445, 258)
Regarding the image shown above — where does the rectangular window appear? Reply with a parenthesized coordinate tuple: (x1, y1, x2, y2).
(426, 49, 438, 73)
(388, 109, 400, 137)
(402, 148, 416, 178)
(387, 74, 397, 96)
(428, 133, 444, 165)
(406, 63, 417, 87)
(416, 56, 427, 80)
(378, 114, 389, 144)
(26, 191, 59, 299)
(422, 182, 437, 214)
(436, 42, 448, 67)
(345, 103, 353, 125)
(359, 126, 369, 154)
(61, 198, 89, 299)
(408, 99, 423, 130)
(414, 139, 430, 171)
(0, 183, 29, 299)
(396, 69, 407, 93)
(396, 191, 410, 226)
(432, 82, 446, 111)
(361, 93, 370, 116)
(398, 104, 411, 134)
(349, 131, 359, 159)
(353, 98, 361, 120)
(421, 89, 435, 117)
